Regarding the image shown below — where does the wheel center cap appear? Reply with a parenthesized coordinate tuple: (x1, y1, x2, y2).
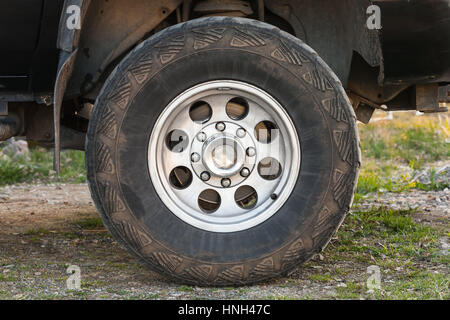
(212, 144, 236, 169)
(202, 134, 245, 177)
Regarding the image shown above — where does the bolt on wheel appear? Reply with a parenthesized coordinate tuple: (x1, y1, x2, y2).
(148, 80, 301, 232)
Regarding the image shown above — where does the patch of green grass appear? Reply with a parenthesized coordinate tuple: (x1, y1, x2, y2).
(354, 113, 449, 196)
(320, 206, 449, 299)
(395, 127, 449, 167)
(106, 262, 131, 271)
(178, 285, 194, 292)
(75, 217, 104, 230)
(335, 281, 365, 299)
(309, 273, 334, 283)
(0, 274, 18, 282)
(25, 228, 50, 243)
(58, 232, 81, 239)
(105, 288, 129, 296)
(83, 279, 107, 288)
(339, 207, 441, 255)
(362, 137, 390, 160)
(0, 146, 86, 186)
(32, 293, 61, 300)
(24, 227, 50, 236)
(24, 230, 50, 244)
(29, 236, 42, 243)
(374, 272, 449, 300)
(0, 290, 9, 299)
(237, 287, 250, 295)
(66, 290, 89, 299)
(330, 268, 449, 300)
(358, 114, 449, 166)
(355, 160, 448, 197)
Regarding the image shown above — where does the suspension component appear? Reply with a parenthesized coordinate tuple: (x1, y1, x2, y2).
(193, 0, 253, 18)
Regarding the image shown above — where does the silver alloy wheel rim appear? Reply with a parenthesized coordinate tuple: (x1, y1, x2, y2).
(148, 80, 301, 232)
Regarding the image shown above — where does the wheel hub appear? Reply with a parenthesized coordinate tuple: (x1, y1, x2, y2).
(148, 80, 301, 232)
(204, 135, 243, 176)
(191, 122, 256, 188)
(212, 143, 236, 170)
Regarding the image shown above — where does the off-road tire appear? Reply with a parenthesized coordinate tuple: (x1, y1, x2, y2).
(86, 17, 361, 286)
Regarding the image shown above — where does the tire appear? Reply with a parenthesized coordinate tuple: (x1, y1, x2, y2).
(86, 17, 360, 286)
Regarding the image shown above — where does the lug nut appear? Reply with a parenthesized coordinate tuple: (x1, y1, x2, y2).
(216, 122, 226, 131)
(240, 167, 250, 177)
(236, 128, 246, 138)
(221, 178, 231, 188)
(191, 153, 200, 163)
(246, 147, 256, 157)
(197, 132, 207, 142)
(200, 171, 210, 181)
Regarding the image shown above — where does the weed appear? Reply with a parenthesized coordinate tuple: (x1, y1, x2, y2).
(25, 228, 50, 236)
(0, 147, 86, 185)
(178, 285, 194, 292)
(75, 217, 104, 230)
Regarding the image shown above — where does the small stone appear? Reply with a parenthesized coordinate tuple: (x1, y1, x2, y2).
(435, 165, 450, 184)
(1, 138, 29, 159)
(412, 169, 431, 184)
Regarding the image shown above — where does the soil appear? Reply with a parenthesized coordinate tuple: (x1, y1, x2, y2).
(0, 183, 448, 300)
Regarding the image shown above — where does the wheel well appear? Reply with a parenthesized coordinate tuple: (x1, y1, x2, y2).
(65, 0, 383, 103)
(65, 0, 182, 99)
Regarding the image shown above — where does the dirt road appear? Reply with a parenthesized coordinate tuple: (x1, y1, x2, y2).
(0, 183, 448, 299)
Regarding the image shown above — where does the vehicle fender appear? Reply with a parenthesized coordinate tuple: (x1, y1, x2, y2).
(266, 0, 383, 86)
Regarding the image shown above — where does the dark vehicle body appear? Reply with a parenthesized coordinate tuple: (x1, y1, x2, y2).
(1, 0, 449, 96)
(0, 0, 63, 93)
